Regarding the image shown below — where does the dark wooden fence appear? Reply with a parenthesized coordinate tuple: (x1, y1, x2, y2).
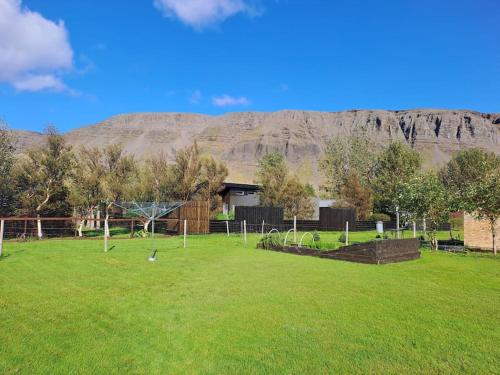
(319, 208, 356, 231)
(235, 206, 284, 224)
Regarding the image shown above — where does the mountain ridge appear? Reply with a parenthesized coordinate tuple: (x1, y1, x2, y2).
(12, 109, 500, 185)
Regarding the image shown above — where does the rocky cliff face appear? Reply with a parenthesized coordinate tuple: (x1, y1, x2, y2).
(13, 109, 500, 185)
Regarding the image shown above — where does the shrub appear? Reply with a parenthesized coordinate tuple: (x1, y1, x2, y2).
(338, 233, 347, 244)
(370, 213, 391, 222)
(259, 233, 282, 249)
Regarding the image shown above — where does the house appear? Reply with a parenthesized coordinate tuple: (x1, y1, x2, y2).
(218, 182, 261, 214)
(464, 213, 499, 252)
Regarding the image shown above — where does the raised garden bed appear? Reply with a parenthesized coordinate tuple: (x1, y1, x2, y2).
(257, 238, 421, 265)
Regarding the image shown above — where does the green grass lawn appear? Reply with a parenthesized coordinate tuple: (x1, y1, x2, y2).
(0, 233, 498, 374)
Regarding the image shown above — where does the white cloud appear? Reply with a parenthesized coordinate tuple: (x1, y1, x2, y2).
(12, 74, 66, 92)
(153, 0, 258, 29)
(0, 0, 74, 92)
(212, 94, 250, 107)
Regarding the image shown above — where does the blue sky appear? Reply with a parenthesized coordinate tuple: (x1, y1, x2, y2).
(1, 0, 499, 132)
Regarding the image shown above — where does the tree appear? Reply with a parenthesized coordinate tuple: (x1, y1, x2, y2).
(134, 153, 174, 203)
(440, 148, 500, 212)
(0, 120, 16, 216)
(170, 142, 204, 201)
(14, 126, 74, 237)
(467, 172, 500, 255)
(396, 172, 450, 250)
(70, 147, 105, 212)
(255, 153, 287, 207)
(255, 153, 315, 219)
(280, 175, 315, 219)
(338, 170, 373, 220)
(371, 141, 422, 213)
(319, 131, 377, 197)
(441, 149, 500, 254)
(101, 144, 137, 237)
(199, 155, 228, 216)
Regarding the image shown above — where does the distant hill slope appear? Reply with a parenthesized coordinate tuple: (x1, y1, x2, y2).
(13, 109, 500, 185)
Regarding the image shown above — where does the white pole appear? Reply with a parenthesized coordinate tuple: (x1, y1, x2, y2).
(37, 215, 43, 239)
(345, 221, 349, 246)
(0, 219, 4, 257)
(396, 207, 400, 239)
(261, 220, 265, 238)
(413, 221, 417, 238)
(226, 220, 230, 237)
(104, 217, 109, 252)
(293, 216, 297, 243)
(183, 219, 187, 249)
(243, 220, 247, 246)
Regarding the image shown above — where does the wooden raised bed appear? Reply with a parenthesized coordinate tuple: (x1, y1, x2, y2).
(257, 238, 421, 265)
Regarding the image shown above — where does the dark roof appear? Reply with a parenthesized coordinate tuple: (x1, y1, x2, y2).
(218, 182, 261, 195)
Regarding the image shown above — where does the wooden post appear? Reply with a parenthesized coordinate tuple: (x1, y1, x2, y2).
(183, 219, 187, 249)
(226, 220, 230, 237)
(197, 202, 200, 233)
(345, 221, 349, 246)
(0, 220, 4, 257)
(396, 208, 400, 239)
(243, 220, 247, 246)
(96, 210, 101, 229)
(413, 221, 417, 239)
(293, 216, 297, 243)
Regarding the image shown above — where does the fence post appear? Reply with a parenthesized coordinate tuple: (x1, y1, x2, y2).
(261, 220, 265, 238)
(293, 216, 297, 243)
(0, 219, 4, 257)
(413, 221, 416, 239)
(345, 221, 349, 245)
(243, 220, 247, 246)
(183, 219, 187, 249)
(226, 220, 230, 237)
(396, 208, 400, 239)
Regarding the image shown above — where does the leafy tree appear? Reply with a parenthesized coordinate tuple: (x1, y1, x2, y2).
(14, 126, 74, 237)
(134, 153, 174, 203)
(0, 120, 16, 216)
(338, 170, 373, 220)
(255, 153, 287, 207)
(69, 146, 106, 220)
(256, 153, 315, 218)
(14, 126, 74, 216)
(280, 175, 315, 219)
(199, 155, 228, 216)
(467, 171, 500, 255)
(396, 172, 450, 250)
(440, 148, 500, 212)
(319, 132, 377, 197)
(371, 141, 422, 213)
(441, 149, 500, 254)
(170, 142, 204, 201)
(101, 144, 137, 236)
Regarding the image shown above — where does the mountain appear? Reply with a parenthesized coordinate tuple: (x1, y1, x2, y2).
(13, 109, 500, 186)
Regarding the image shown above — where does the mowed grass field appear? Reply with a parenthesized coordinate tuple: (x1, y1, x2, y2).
(0, 233, 498, 374)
